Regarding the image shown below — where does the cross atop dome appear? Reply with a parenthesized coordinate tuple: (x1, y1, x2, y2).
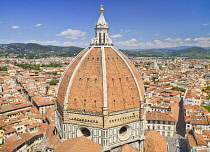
(100, 4, 104, 13)
(91, 5, 112, 46)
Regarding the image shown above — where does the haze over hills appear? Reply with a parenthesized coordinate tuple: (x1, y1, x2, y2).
(0, 43, 84, 58)
(125, 46, 210, 52)
(0, 43, 210, 59)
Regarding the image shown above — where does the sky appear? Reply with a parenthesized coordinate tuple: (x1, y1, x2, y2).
(0, 0, 210, 49)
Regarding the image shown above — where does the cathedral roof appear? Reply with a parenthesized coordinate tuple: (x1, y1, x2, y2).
(53, 136, 102, 152)
(144, 129, 167, 152)
(57, 46, 144, 114)
(118, 144, 139, 152)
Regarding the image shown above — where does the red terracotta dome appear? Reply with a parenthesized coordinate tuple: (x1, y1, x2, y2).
(57, 46, 144, 114)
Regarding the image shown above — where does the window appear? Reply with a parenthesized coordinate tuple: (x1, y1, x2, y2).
(162, 131, 165, 136)
(167, 132, 170, 137)
(81, 128, 91, 137)
(119, 127, 127, 135)
(118, 125, 131, 141)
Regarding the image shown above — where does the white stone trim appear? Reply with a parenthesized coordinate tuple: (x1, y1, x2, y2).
(111, 46, 143, 101)
(57, 47, 90, 93)
(101, 46, 108, 108)
(63, 47, 94, 109)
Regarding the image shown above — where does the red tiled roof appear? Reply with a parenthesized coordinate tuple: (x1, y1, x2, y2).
(54, 136, 102, 152)
(46, 134, 61, 149)
(0, 102, 32, 113)
(194, 132, 208, 146)
(146, 111, 177, 122)
(118, 144, 139, 152)
(144, 129, 167, 152)
(32, 96, 54, 107)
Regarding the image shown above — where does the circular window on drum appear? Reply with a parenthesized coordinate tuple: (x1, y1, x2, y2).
(118, 125, 131, 141)
(77, 127, 92, 139)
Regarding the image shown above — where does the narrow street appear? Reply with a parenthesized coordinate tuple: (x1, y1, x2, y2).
(165, 98, 189, 152)
(176, 98, 189, 152)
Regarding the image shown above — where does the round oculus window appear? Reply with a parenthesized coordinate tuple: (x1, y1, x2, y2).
(77, 127, 92, 139)
(81, 128, 91, 137)
(118, 125, 131, 141)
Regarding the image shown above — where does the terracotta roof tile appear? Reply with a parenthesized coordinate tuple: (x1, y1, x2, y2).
(118, 144, 139, 152)
(46, 134, 61, 149)
(57, 47, 144, 114)
(144, 129, 167, 152)
(54, 136, 102, 152)
(146, 111, 177, 122)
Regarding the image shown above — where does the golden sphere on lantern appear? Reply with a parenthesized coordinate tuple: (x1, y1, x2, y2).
(100, 7, 104, 13)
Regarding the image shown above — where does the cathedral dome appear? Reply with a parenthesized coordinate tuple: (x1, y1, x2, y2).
(57, 6, 144, 115)
(55, 6, 145, 151)
(57, 46, 144, 114)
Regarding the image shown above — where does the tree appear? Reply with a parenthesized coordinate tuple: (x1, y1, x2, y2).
(0, 66, 7, 71)
(49, 80, 59, 85)
(46, 85, 50, 94)
(203, 106, 210, 112)
(171, 86, 186, 92)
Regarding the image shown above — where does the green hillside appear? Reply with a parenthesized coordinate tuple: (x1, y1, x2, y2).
(0, 43, 84, 58)
(0, 43, 210, 59)
(139, 47, 210, 58)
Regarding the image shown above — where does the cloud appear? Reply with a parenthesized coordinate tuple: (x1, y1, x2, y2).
(63, 41, 89, 46)
(203, 23, 209, 26)
(35, 24, 42, 27)
(120, 29, 130, 33)
(165, 38, 182, 42)
(206, 33, 210, 36)
(165, 38, 172, 41)
(154, 34, 160, 36)
(115, 38, 139, 47)
(56, 29, 86, 39)
(193, 37, 210, 41)
(66, 36, 78, 39)
(192, 37, 210, 47)
(114, 36, 209, 49)
(0, 22, 2, 24)
(184, 38, 191, 41)
(12, 26, 20, 29)
(110, 34, 122, 38)
(25, 40, 61, 46)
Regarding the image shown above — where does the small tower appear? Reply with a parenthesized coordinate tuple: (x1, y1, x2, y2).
(91, 5, 113, 46)
(55, 6, 145, 152)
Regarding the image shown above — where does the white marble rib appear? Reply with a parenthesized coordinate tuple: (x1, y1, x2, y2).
(101, 46, 108, 108)
(111, 46, 143, 102)
(63, 47, 94, 109)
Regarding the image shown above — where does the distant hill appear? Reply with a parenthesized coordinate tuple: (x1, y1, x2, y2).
(0, 43, 210, 59)
(139, 47, 210, 59)
(0, 43, 84, 58)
